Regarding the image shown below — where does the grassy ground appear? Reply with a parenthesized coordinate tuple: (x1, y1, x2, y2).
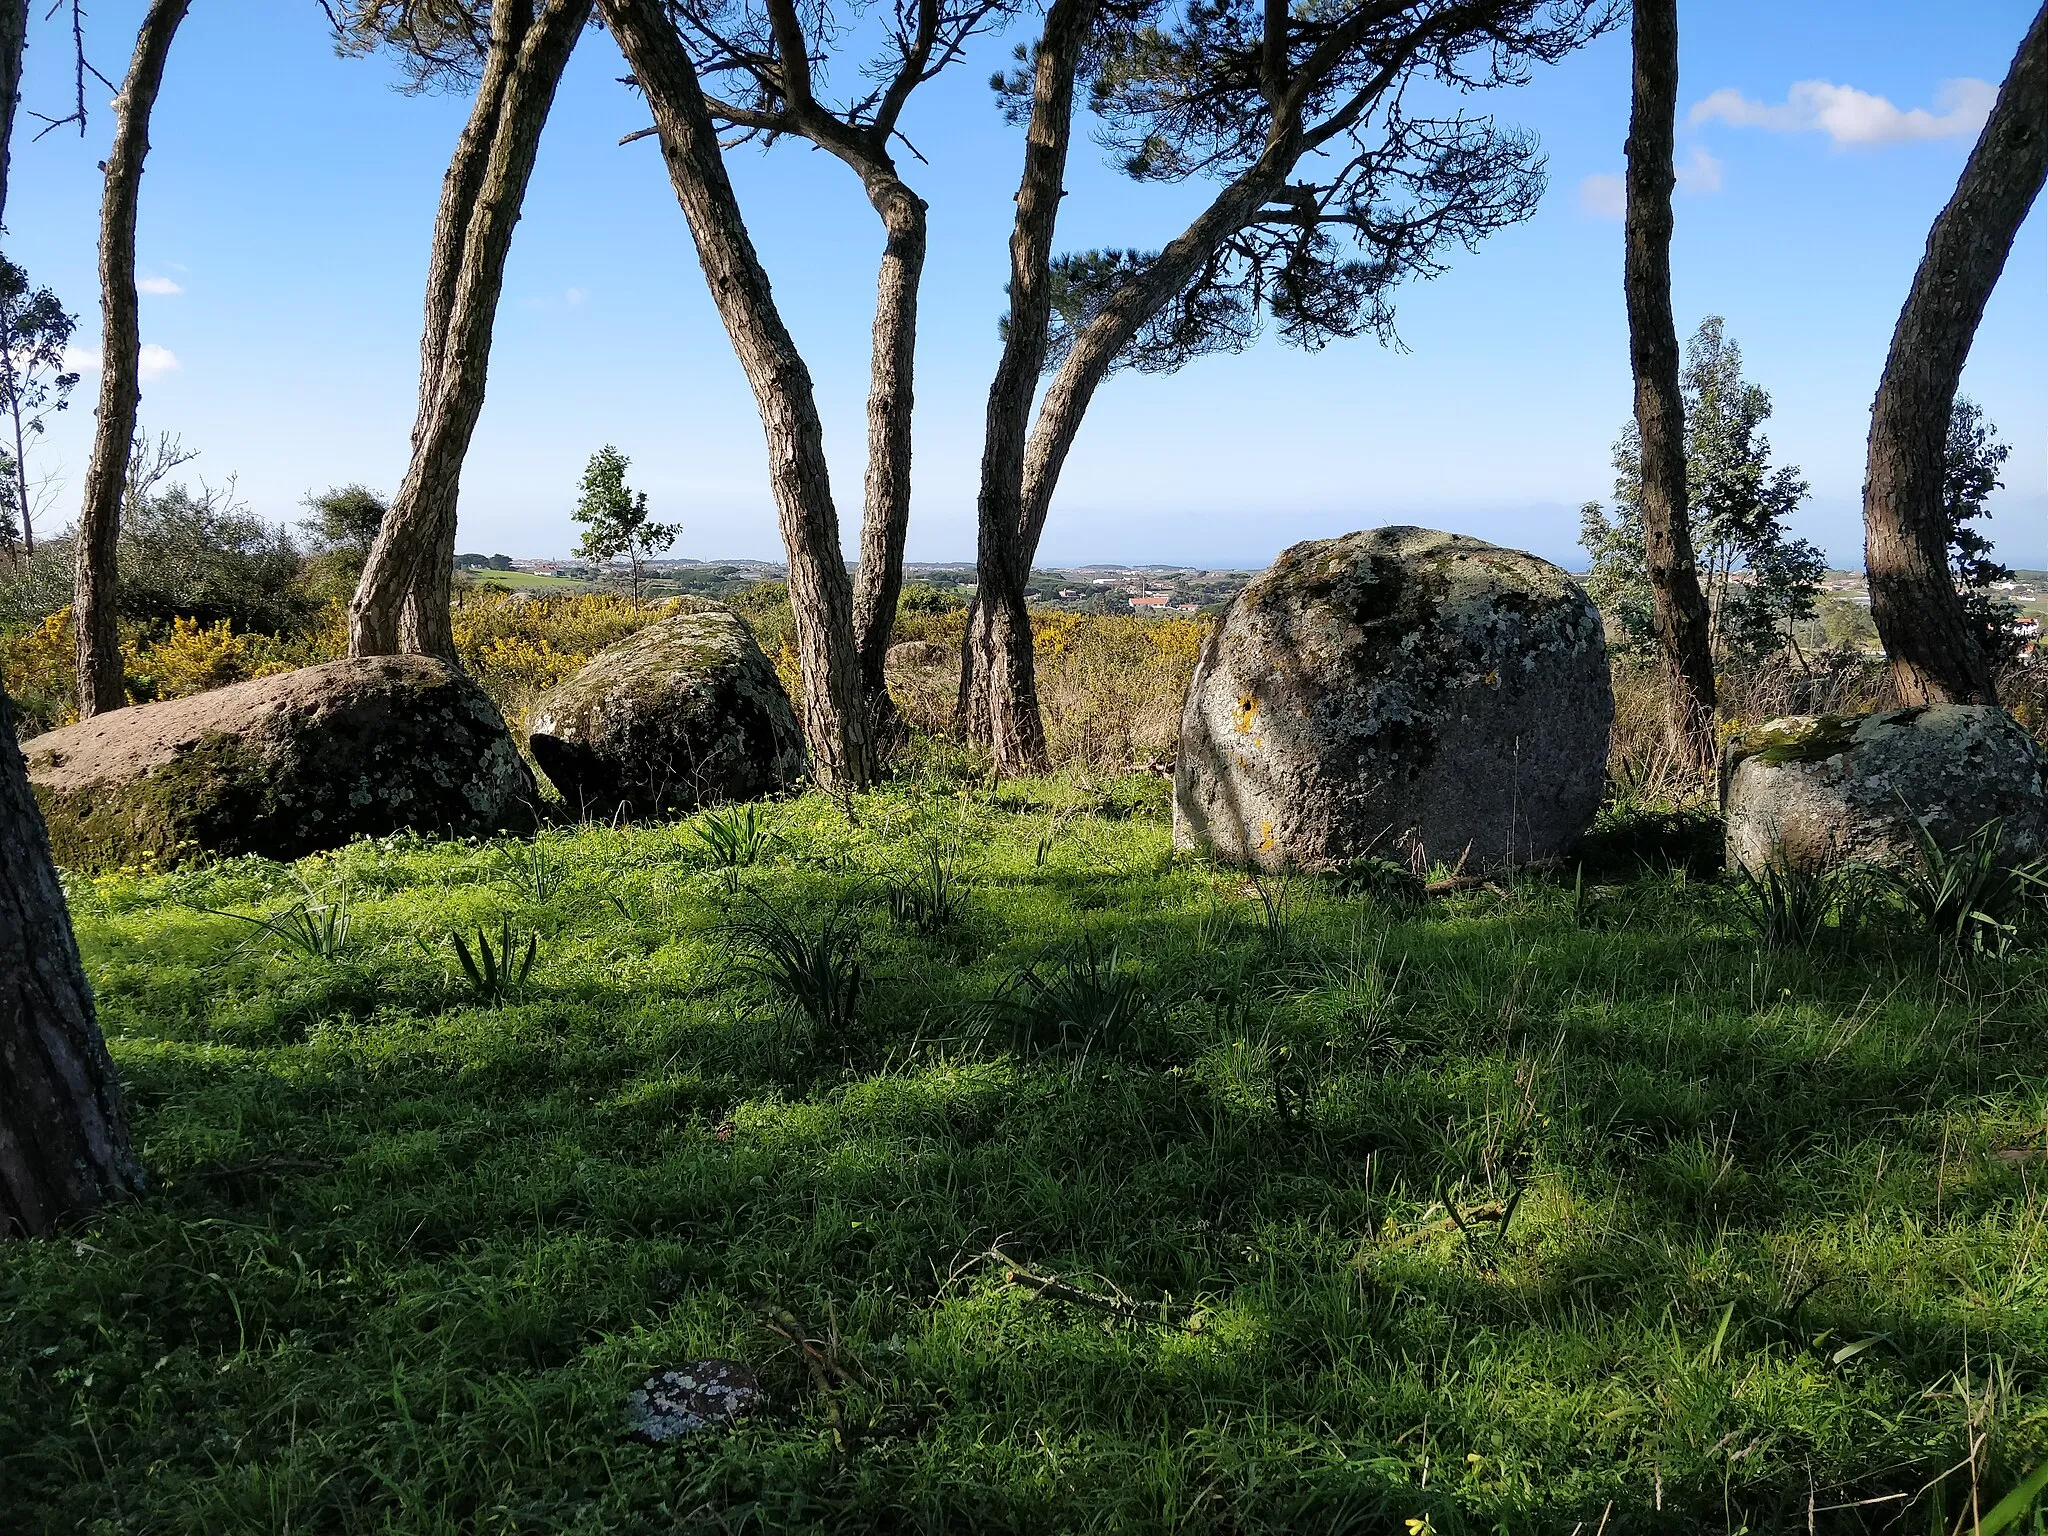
(466, 572, 595, 592)
(5, 766, 2048, 1533)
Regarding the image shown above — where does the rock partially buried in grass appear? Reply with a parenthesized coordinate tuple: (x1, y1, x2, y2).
(527, 603, 805, 819)
(1173, 527, 1612, 872)
(625, 1359, 763, 1442)
(885, 640, 951, 670)
(23, 656, 536, 872)
(1721, 705, 2048, 876)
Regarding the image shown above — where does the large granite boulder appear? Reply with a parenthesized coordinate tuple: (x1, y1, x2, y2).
(527, 603, 804, 818)
(1722, 705, 2048, 875)
(1173, 527, 1612, 871)
(25, 657, 535, 871)
(886, 640, 952, 671)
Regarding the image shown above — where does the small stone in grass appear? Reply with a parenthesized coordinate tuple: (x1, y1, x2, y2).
(625, 1359, 763, 1441)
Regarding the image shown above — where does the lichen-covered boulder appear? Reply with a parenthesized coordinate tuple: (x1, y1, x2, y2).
(886, 640, 951, 670)
(527, 603, 804, 818)
(1722, 705, 2048, 875)
(1173, 527, 1612, 871)
(24, 657, 535, 871)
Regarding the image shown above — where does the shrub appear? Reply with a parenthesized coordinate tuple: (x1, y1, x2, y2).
(119, 483, 315, 636)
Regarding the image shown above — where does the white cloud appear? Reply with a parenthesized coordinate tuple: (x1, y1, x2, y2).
(64, 343, 181, 378)
(1675, 145, 1723, 195)
(565, 286, 587, 306)
(1577, 150, 1720, 221)
(1577, 172, 1626, 219)
(1690, 77, 1996, 148)
(137, 275, 183, 295)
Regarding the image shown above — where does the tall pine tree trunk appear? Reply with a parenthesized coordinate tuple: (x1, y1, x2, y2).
(600, 0, 875, 788)
(1864, 3, 2047, 706)
(850, 175, 926, 717)
(0, 0, 23, 229)
(350, 0, 589, 661)
(0, 690, 145, 1237)
(72, 0, 189, 719)
(1623, 0, 1715, 766)
(959, 0, 1099, 772)
(0, 7, 142, 1232)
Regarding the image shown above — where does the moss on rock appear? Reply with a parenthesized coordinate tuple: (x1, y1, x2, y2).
(1174, 526, 1612, 871)
(527, 605, 804, 819)
(25, 658, 536, 872)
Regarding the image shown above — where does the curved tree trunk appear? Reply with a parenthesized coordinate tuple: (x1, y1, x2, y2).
(350, 0, 590, 662)
(1623, 0, 1716, 765)
(0, 687, 145, 1237)
(850, 175, 927, 722)
(600, 0, 875, 789)
(957, 0, 1100, 771)
(73, 0, 189, 719)
(1864, 2, 2047, 707)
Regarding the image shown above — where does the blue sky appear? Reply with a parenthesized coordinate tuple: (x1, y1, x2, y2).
(4, 0, 2042, 570)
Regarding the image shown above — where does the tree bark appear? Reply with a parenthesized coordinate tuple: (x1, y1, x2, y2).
(849, 175, 927, 717)
(0, 688, 146, 1237)
(0, 0, 24, 227)
(0, 0, 23, 556)
(1864, 2, 2047, 707)
(958, 0, 1100, 771)
(600, 0, 875, 788)
(1623, 0, 1716, 765)
(72, 0, 188, 719)
(350, 0, 589, 661)
(0, 0, 143, 1244)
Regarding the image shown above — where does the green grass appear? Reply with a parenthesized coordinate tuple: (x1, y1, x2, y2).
(467, 570, 594, 591)
(6, 769, 2048, 1533)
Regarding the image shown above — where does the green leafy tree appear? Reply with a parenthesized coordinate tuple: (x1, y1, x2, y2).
(0, 255, 80, 555)
(572, 446, 677, 607)
(1942, 396, 2021, 667)
(299, 483, 389, 599)
(1582, 317, 1824, 667)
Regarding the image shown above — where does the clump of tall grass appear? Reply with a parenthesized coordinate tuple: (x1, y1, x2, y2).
(446, 916, 540, 1004)
(691, 804, 778, 883)
(730, 891, 865, 1032)
(1890, 819, 2048, 958)
(886, 842, 966, 936)
(1733, 859, 1877, 950)
(203, 878, 357, 963)
(983, 940, 1166, 1061)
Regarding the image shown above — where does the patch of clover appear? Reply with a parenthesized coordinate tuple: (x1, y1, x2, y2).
(625, 1359, 763, 1442)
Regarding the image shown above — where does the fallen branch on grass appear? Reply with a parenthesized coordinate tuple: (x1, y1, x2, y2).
(989, 1247, 1203, 1331)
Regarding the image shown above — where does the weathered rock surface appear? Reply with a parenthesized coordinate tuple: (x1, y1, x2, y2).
(25, 657, 535, 871)
(527, 604, 804, 818)
(885, 640, 952, 670)
(1173, 527, 1612, 871)
(1722, 705, 2048, 874)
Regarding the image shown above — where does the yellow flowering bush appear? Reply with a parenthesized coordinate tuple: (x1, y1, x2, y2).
(0, 609, 79, 727)
(123, 617, 260, 701)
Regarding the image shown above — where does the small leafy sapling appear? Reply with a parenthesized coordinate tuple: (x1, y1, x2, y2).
(572, 445, 678, 608)
(0, 256, 80, 555)
(1942, 398, 2022, 667)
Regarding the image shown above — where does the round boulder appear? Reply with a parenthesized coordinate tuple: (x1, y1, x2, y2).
(24, 656, 536, 872)
(886, 640, 952, 670)
(1173, 527, 1612, 871)
(1722, 705, 2048, 875)
(527, 603, 804, 818)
